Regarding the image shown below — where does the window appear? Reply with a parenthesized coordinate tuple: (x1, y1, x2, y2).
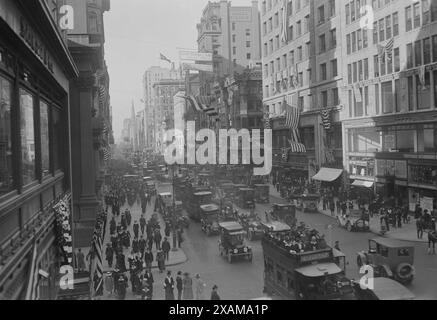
(329, 0, 336, 17)
(381, 81, 393, 113)
(346, 4, 351, 24)
(331, 59, 338, 77)
(386, 16, 392, 39)
(394, 48, 400, 72)
(379, 18, 385, 42)
(351, 0, 356, 22)
(363, 28, 368, 48)
(424, 38, 431, 65)
(320, 63, 327, 81)
(297, 20, 302, 36)
(20, 89, 36, 185)
(318, 5, 325, 24)
(52, 107, 62, 171)
(413, 2, 421, 28)
(353, 62, 358, 82)
(88, 12, 99, 33)
(433, 36, 437, 62)
(352, 32, 357, 52)
(433, 0, 437, 21)
(232, 35, 236, 43)
(246, 41, 251, 48)
(380, 55, 386, 76)
(348, 64, 352, 84)
(417, 72, 431, 109)
(40, 101, 50, 177)
(415, 40, 422, 66)
(407, 43, 414, 69)
(364, 58, 369, 79)
(375, 84, 380, 114)
(332, 88, 339, 105)
(358, 60, 363, 81)
(232, 22, 236, 31)
(0, 77, 12, 195)
(373, 22, 378, 44)
(357, 29, 362, 50)
(347, 34, 351, 54)
(330, 29, 337, 48)
(393, 12, 399, 36)
(406, 6, 412, 31)
(247, 53, 251, 59)
(355, 88, 363, 116)
(233, 47, 236, 55)
(319, 34, 326, 53)
(321, 91, 328, 107)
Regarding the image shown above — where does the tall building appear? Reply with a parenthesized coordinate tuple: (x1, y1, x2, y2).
(340, 0, 437, 210)
(66, 0, 111, 250)
(261, 0, 343, 182)
(153, 79, 185, 151)
(0, 0, 78, 299)
(143, 66, 180, 151)
(197, 0, 262, 77)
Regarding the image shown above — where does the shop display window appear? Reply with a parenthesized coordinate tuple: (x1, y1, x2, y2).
(20, 89, 36, 185)
(0, 77, 13, 196)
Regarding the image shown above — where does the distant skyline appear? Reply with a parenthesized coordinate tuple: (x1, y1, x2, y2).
(104, 0, 255, 141)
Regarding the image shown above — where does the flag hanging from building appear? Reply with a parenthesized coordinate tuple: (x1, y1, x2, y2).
(385, 38, 394, 61)
(92, 227, 104, 297)
(321, 108, 332, 131)
(263, 110, 271, 129)
(353, 83, 362, 103)
(280, 0, 288, 43)
(25, 241, 40, 300)
(285, 99, 299, 130)
(160, 53, 172, 64)
(183, 95, 203, 112)
(377, 44, 385, 61)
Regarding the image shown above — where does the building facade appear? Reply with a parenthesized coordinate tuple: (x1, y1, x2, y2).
(153, 79, 185, 152)
(143, 66, 180, 151)
(261, 0, 343, 182)
(66, 0, 111, 248)
(341, 0, 437, 210)
(0, 0, 78, 299)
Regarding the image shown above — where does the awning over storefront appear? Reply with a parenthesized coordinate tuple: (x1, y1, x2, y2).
(312, 168, 343, 182)
(352, 180, 374, 188)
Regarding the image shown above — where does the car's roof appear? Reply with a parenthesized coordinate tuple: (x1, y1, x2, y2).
(371, 237, 413, 248)
(200, 204, 219, 212)
(369, 278, 415, 300)
(295, 263, 342, 277)
(159, 192, 172, 196)
(219, 221, 243, 231)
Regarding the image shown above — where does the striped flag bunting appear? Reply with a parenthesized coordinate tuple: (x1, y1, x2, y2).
(385, 38, 394, 61)
(54, 195, 73, 266)
(280, 0, 288, 43)
(90, 208, 107, 297)
(183, 95, 203, 112)
(321, 108, 332, 131)
(285, 99, 299, 130)
(99, 85, 106, 107)
(103, 147, 111, 162)
(263, 111, 272, 130)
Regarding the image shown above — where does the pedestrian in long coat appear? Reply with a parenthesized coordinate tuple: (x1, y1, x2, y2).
(104, 272, 114, 295)
(76, 249, 86, 272)
(117, 274, 128, 300)
(105, 244, 114, 268)
(154, 229, 162, 251)
(140, 215, 146, 235)
(194, 274, 206, 300)
(144, 249, 154, 271)
(132, 237, 139, 254)
(139, 236, 147, 257)
(157, 250, 165, 273)
(164, 271, 175, 300)
(182, 272, 194, 300)
(176, 271, 183, 300)
(144, 270, 154, 297)
(133, 221, 140, 239)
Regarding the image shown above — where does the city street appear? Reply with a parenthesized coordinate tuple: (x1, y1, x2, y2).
(101, 181, 437, 300)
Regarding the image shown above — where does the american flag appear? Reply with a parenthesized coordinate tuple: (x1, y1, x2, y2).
(385, 38, 394, 61)
(263, 111, 271, 129)
(321, 108, 332, 131)
(91, 226, 104, 297)
(160, 53, 172, 64)
(285, 99, 299, 130)
(25, 241, 40, 300)
(280, 0, 288, 43)
(183, 95, 204, 112)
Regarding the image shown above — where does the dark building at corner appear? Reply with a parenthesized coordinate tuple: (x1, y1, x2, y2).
(0, 0, 78, 299)
(66, 0, 112, 248)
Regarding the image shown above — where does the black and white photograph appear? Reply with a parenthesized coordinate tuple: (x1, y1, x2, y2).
(0, 0, 436, 305)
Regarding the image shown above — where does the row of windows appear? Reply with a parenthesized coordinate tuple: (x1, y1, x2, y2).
(372, 12, 399, 45)
(406, 36, 437, 70)
(405, 0, 436, 32)
(346, 28, 369, 55)
(317, 0, 337, 25)
(262, 0, 310, 16)
(0, 74, 63, 198)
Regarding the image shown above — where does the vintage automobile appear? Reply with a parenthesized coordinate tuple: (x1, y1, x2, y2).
(200, 204, 221, 236)
(239, 213, 263, 241)
(219, 201, 236, 222)
(297, 194, 320, 213)
(236, 188, 256, 209)
(186, 191, 213, 221)
(337, 210, 370, 232)
(218, 221, 253, 263)
(357, 238, 415, 285)
(271, 204, 297, 226)
(254, 184, 270, 203)
(352, 277, 415, 300)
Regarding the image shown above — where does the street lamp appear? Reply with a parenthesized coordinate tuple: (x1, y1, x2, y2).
(171, 164, 178, 252)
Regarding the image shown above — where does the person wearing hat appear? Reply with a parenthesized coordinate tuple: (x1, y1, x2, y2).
(105, 243, 114, 268)
(144, 269, 154, 299)
(117, 273, 128, 300)
(210, 285, 220, 300)
(176, 271, 183, 300)
(164, 270, 175, 300)
(194, 274, 206, 300)
(133, 220, 140, 239)
(183, 272, 193, 300)
(104, 271, 114, 296)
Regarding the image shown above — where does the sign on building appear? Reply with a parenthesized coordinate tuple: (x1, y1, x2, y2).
(179, 51, 213, 62)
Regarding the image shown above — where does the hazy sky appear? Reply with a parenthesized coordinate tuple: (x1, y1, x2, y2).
(104, 0, 254, 141)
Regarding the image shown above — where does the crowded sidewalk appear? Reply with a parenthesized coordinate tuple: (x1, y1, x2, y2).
(268, 185, 428, 243)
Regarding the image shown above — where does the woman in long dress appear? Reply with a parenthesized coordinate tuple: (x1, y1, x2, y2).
(182, 273, 193, 300)
(194, 274, 206, 300)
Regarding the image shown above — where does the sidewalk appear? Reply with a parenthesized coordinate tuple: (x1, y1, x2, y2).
(269, 185, 427, 243)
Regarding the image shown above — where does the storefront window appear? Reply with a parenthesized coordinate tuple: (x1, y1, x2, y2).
(382, 81, 393, 114)
(409, 165, 437, 186)
(0, 77, 13, 195)
(348, 127, 381, 153)
(40, 101, 50, 176)
(20, 89, 36, 185)
(301, 127, 315, 149)
(416, 73, 431, 110)
(396, 129, 415, 153)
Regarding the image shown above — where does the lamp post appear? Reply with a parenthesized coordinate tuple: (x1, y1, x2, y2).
(171, 164, 178, 252)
